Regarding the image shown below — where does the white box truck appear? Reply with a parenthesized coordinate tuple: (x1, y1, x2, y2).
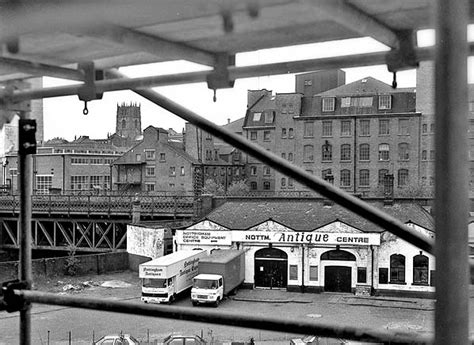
(139, 250, 206, 304)
(191, 249, 245, 307)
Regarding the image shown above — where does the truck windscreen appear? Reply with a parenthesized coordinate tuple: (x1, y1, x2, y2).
(193, 279, 218, 289)
(143, 278, 167, 288)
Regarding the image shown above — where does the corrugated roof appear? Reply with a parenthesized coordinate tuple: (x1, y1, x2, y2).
(204, 199, 434, 233)
(317, 77, 415, 97)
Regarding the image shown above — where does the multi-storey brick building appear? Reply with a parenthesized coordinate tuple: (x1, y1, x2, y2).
(243, 70, 423, 197)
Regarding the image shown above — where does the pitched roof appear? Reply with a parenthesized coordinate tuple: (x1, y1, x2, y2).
(317, 77, 415, 97)
(204, 199, 434, 233)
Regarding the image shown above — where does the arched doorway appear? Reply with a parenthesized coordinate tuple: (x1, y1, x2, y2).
(321, 250, 356, 293)
(254, 248, 288, 289)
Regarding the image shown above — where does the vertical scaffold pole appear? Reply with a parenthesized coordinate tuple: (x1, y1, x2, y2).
(18, 116, 36, 345)
(435, 0, 469, 344)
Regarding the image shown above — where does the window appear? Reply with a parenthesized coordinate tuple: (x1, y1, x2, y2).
(390, 254, 406, 284)
(398, 119, 410, 135)
(430, 123, 435, 132)
(288, 128, 294, 138)
(146, 166, 155, 176)
(351, 97, 373, 107)
(379, 268, 388, 284)
(250, 181, 257, 190)
(322, 121, 332, 137)
(145, 149, 155, 160)
(265, 111, 275, 123)
(250, 166, 257, 175)
(359, 144, 370, 161)
(322, 143, 332, 162)
(359, 169, 370, 187)
(340, 169, 351, 187)
(206, 132, 212, 140)
(103, 176, 110, 189)
(378, 144, 390, 161)
(378, 169, 389, 186)
(263, 130, 271, 141)
(250, 131, 257, 140)
(309, 266, 318, 281)
(289, 265, 298, 280)
(304, 122, 314, 137)
(169, 167, 176, 176)
(180, 166, 185, 176)
(263, 166, 271, 176)
(303, 145, 314, 162)
(341, 97, 351, 108)
(281, 128, 287, 138)
(288, 153, 293, 161)
(136, 154, 141, 162)
(253, 112, 262, 121)
(263, 181, 271, 190)
(322, 97, 335, 112)
(413, 254, 429, 285)
(378, 95, 392, 109)
(398, 169, 409, 187)
(398, 143, 410, 160)
(360, 120, 370, 136)
(36, 175, 52, 195)
(422, 150, 427, 160)
(288, 178, 294, 188)
(341, 120, 352, 136)
(90, 175, 101, 189)
(322, 169, 333, 182)
(146, 183, 155, 192)
(71, 157, 88, 164)
(281, 152, 286, 160)
(379, 119, 390, 135)
(304, 79, 312, 86)
(340, 144, 351, 161)
(121, 119, 126, 129)
(422, 124, 428, 133)
(159, 153, 166, 162)
(430, 150, 435, 160)
(281, 177, 286, 188)
(357, 267, 367, 283)
(71, 176, 88, 190)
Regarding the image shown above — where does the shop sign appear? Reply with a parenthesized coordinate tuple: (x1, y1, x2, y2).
(176, 230, 232, 245)
(233, 231, 380, 246)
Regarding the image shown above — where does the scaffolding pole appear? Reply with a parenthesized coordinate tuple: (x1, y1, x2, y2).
(434, 0, 469, 344)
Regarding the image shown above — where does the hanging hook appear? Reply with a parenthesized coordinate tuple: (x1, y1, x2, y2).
(82, 101, 89, 115)
(213, 89, 217, 102)
(391, 72, 397, 89)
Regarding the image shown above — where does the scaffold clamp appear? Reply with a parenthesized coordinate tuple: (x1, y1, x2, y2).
(386, 30, 418, 88)
(0, 279, 29, 313)
(77, 62, 104, 114)
(206, 53, 235, 102)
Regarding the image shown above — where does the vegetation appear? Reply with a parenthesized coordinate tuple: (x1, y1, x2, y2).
(202, 178, 250, 196)
(64, 245, 80, 276)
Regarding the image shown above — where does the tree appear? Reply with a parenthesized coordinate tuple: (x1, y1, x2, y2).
(226, 179, 250, 196)
(202, 178, 225, 196)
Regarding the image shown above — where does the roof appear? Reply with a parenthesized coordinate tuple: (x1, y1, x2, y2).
(141, 250, 205, 266)
(203, 199, 434, 233)
(317, 77, 416, 97)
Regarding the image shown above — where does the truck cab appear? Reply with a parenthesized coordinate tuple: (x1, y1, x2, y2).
(191, 274, 223, 307)
(142, 276, 175, 303)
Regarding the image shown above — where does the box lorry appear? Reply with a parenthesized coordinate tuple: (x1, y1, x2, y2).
(139, 250, 206, 304)
(191, 249, 245, 307)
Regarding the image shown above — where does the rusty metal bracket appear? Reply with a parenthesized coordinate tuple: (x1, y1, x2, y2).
(0, 279, 29, 313)
(206, 53, 235, 102)
(385, 30, 418, 88)
(77, 62, 104, 114)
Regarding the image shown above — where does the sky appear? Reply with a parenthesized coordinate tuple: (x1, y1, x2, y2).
(40, 29, 444, 141)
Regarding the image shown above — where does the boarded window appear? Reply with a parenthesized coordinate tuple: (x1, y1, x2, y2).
(379, 268, 388, 284)
(289, 265, 298, 280)
(309, 266, 318, 281)
(357, 267, 367, 283)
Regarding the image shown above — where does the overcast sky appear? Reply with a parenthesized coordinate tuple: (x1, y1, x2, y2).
(40, 29, 451, 141)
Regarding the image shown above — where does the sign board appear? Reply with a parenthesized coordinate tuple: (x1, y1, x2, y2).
(175, 230, 232, 245)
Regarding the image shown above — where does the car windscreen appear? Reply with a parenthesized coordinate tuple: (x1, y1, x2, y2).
(143, 278, 167, 288)
(193, 279, 218, 289)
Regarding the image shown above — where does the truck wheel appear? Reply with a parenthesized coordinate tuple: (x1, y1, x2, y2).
(213, 298, 220, 308)
(192, 301, 198, 306)
(169, 294, 176, 304)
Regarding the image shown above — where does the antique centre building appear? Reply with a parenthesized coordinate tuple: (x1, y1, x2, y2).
(175, 199, 435, 297)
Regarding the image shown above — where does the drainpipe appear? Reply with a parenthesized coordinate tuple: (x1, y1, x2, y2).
(301, 245, 305, 293)
(370, 245, 374, 295)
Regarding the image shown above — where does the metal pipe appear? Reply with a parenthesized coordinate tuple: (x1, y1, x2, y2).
(1, 46, 443, 103)
(107, 69, 435, 254)
(18, 115, 33, 345)
(15, 289, 432, 345)
(434, 0, 469, 344)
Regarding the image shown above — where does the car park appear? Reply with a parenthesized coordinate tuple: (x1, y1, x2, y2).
(93, 333, 140, 345)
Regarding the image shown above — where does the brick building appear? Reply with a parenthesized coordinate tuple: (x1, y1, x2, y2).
(243, 70, 424, 197)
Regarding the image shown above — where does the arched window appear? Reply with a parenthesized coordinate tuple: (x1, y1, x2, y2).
(121, 119, 126, 129)
(281, 178, 286, 187)
(398, 169, 409, 187)
(303, 145, 314, 162)
(359, 143, 370, 161)
(340, 144, 351, 161)
(359, 169, 370, 187)
(322, 143, 332, 161)
(340, 169, 351, 187)
(263, 181, 271, 190)
(422, 150, 427, 160)
(288, 152, 293, 161)
(321, 250, 356, 261)
(398, 143, 410, 160)
(390, 254, 405, 284)
(250, 181, 257, 190)
(378, 169, 388, 186)
(378, 144, 390, 161)
(413, 254, 429, 285)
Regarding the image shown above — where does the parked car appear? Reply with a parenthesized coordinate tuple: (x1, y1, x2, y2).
(93, 333, 140, 345)
(161, 334, 206, 345)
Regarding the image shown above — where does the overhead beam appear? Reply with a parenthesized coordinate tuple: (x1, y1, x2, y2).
(0, 56, 84, 81)
(83, 25, 216, 67)
(311, 0, 401, 49)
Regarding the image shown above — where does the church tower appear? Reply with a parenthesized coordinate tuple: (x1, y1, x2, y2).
(116, 102, 142, 140)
